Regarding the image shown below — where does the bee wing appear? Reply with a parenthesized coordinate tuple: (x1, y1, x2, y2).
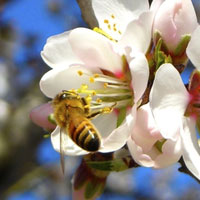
(60, 128, 67, 174)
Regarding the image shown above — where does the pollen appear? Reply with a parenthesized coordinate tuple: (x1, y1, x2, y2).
(103, 107, 112, 113)
(81, 84, 88, 90)
(111, 14, 115, 19)
(86, 95, 92, 102)
(104, 83, 108, 88)
(92, 91, 97, 96)
(96, 98, 102, 103)
(118, 30, 122, 35)
(89, 77, 95, 83)
(93, 74, 99, 78)
(113, 27, 117, 32)
(84, 105, 90, 109)
(108, 24, 111, 30)
(77, 70, 83, 76)
(104, 19, 109, 24)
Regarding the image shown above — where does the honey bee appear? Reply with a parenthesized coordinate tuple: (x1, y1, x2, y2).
(53, 90, 102, 152)
(52, 90, 114, 172)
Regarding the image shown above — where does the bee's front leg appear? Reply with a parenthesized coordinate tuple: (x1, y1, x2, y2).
(87, 103, 116, 119)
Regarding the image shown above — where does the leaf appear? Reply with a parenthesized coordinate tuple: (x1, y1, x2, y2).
(86, 156, 138, 172)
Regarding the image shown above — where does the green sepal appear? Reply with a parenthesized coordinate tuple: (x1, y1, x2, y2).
(47, 113, 56, 125)
(155, 139, 167, 153)
(85, 181, 103, 199)
(174, 35, 191, 57)
(154, 38, 172, 70)
(116, 107, 127, 127)
(86, 156, 137, 172)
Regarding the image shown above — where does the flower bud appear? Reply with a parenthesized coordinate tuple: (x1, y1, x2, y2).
(153, 0, 198, 52)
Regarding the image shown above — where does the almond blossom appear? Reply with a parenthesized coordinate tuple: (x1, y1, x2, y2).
(127, 103, 182, 168)
(148, 44, 200, 180)
(39, 0, 154, 156)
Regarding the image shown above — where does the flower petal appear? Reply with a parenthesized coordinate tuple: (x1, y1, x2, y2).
(129, 52, 149, 103)
(51, 126, 88, 156)
(92, 0, 149, 40)
(186, 26, 200, 70)
(41, 31, 82, 68)
(150, 64, 189, 140)
(127, 137, 155, 167)
(92, 111, 117, 139)
(119, 11, 153, 54)
(131, 104, 162, 153)
(30, 103, 56, 130)
(68, 28, 123, 73)
(40, 65, 102, 98)
(182, 117, 200, 180)
(100, 105, 136, 153)
(154, 138, 182, 168)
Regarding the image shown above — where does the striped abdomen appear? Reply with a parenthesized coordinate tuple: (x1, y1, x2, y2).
(68, 118, 101, 152)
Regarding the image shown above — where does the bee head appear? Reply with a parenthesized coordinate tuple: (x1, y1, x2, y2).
(57, 90, 79, 101)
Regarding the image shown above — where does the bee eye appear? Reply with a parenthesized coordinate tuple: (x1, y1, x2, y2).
(60, 93, 68, 100)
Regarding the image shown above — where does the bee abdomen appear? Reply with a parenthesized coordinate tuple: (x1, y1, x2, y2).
(71, 121, 100, 152)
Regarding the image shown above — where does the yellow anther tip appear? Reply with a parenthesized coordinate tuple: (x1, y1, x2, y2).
(93, 74, 99, 78)
(104, 83, 108, 88)
(104, 19, 109, 24)
(77, 70, 83, 76)
(81, 84, 88, 90)
(89, 77, 95, 83)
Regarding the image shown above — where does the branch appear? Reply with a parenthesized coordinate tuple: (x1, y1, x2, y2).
(76, 0, 98, 28)
(178, 157, 200, 184)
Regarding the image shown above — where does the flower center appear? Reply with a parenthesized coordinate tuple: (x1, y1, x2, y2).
(185, 71, 200, 120)
(73, 70, 134, 113)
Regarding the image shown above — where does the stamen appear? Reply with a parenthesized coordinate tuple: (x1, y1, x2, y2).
(104, 19, 109, 24)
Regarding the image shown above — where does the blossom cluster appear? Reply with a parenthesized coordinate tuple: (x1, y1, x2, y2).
(31, 0, 200, 189)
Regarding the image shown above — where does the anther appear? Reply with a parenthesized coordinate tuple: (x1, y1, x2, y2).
(104, 19, 109, 24)
(81, 84, 88, 90)
(77, 70, 83, 76)
(104, 83, 108, 88)
(111, 14, 115, 19)
(89, 77, 95, 83)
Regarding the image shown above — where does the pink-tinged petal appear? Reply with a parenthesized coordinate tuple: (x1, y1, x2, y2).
(129, 52, 149, 103)
(186, 26, 200, 70)
(131, 104, 163, 153)
(150, 64, 189, 140)
(69, 28, 123, 73)
(153, 0, 198, 51)
(127, 137, 155, 167)
(154, 138, 182, 168)
(119, 11, 153, 54)
(182, 117, 200, 180)
(41, 31, 82, 68)
(100, 105, 136, 153)
(51, 126, 88, 156)
(40, 65, 102, 98)
(150, 0, 164, 13)
(92, 0, 149, 40)
(30, 103, 56, 130)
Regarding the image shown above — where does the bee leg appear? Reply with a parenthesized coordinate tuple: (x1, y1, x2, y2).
(87, 103, 116, 119)
(81, 97, 90, 114)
